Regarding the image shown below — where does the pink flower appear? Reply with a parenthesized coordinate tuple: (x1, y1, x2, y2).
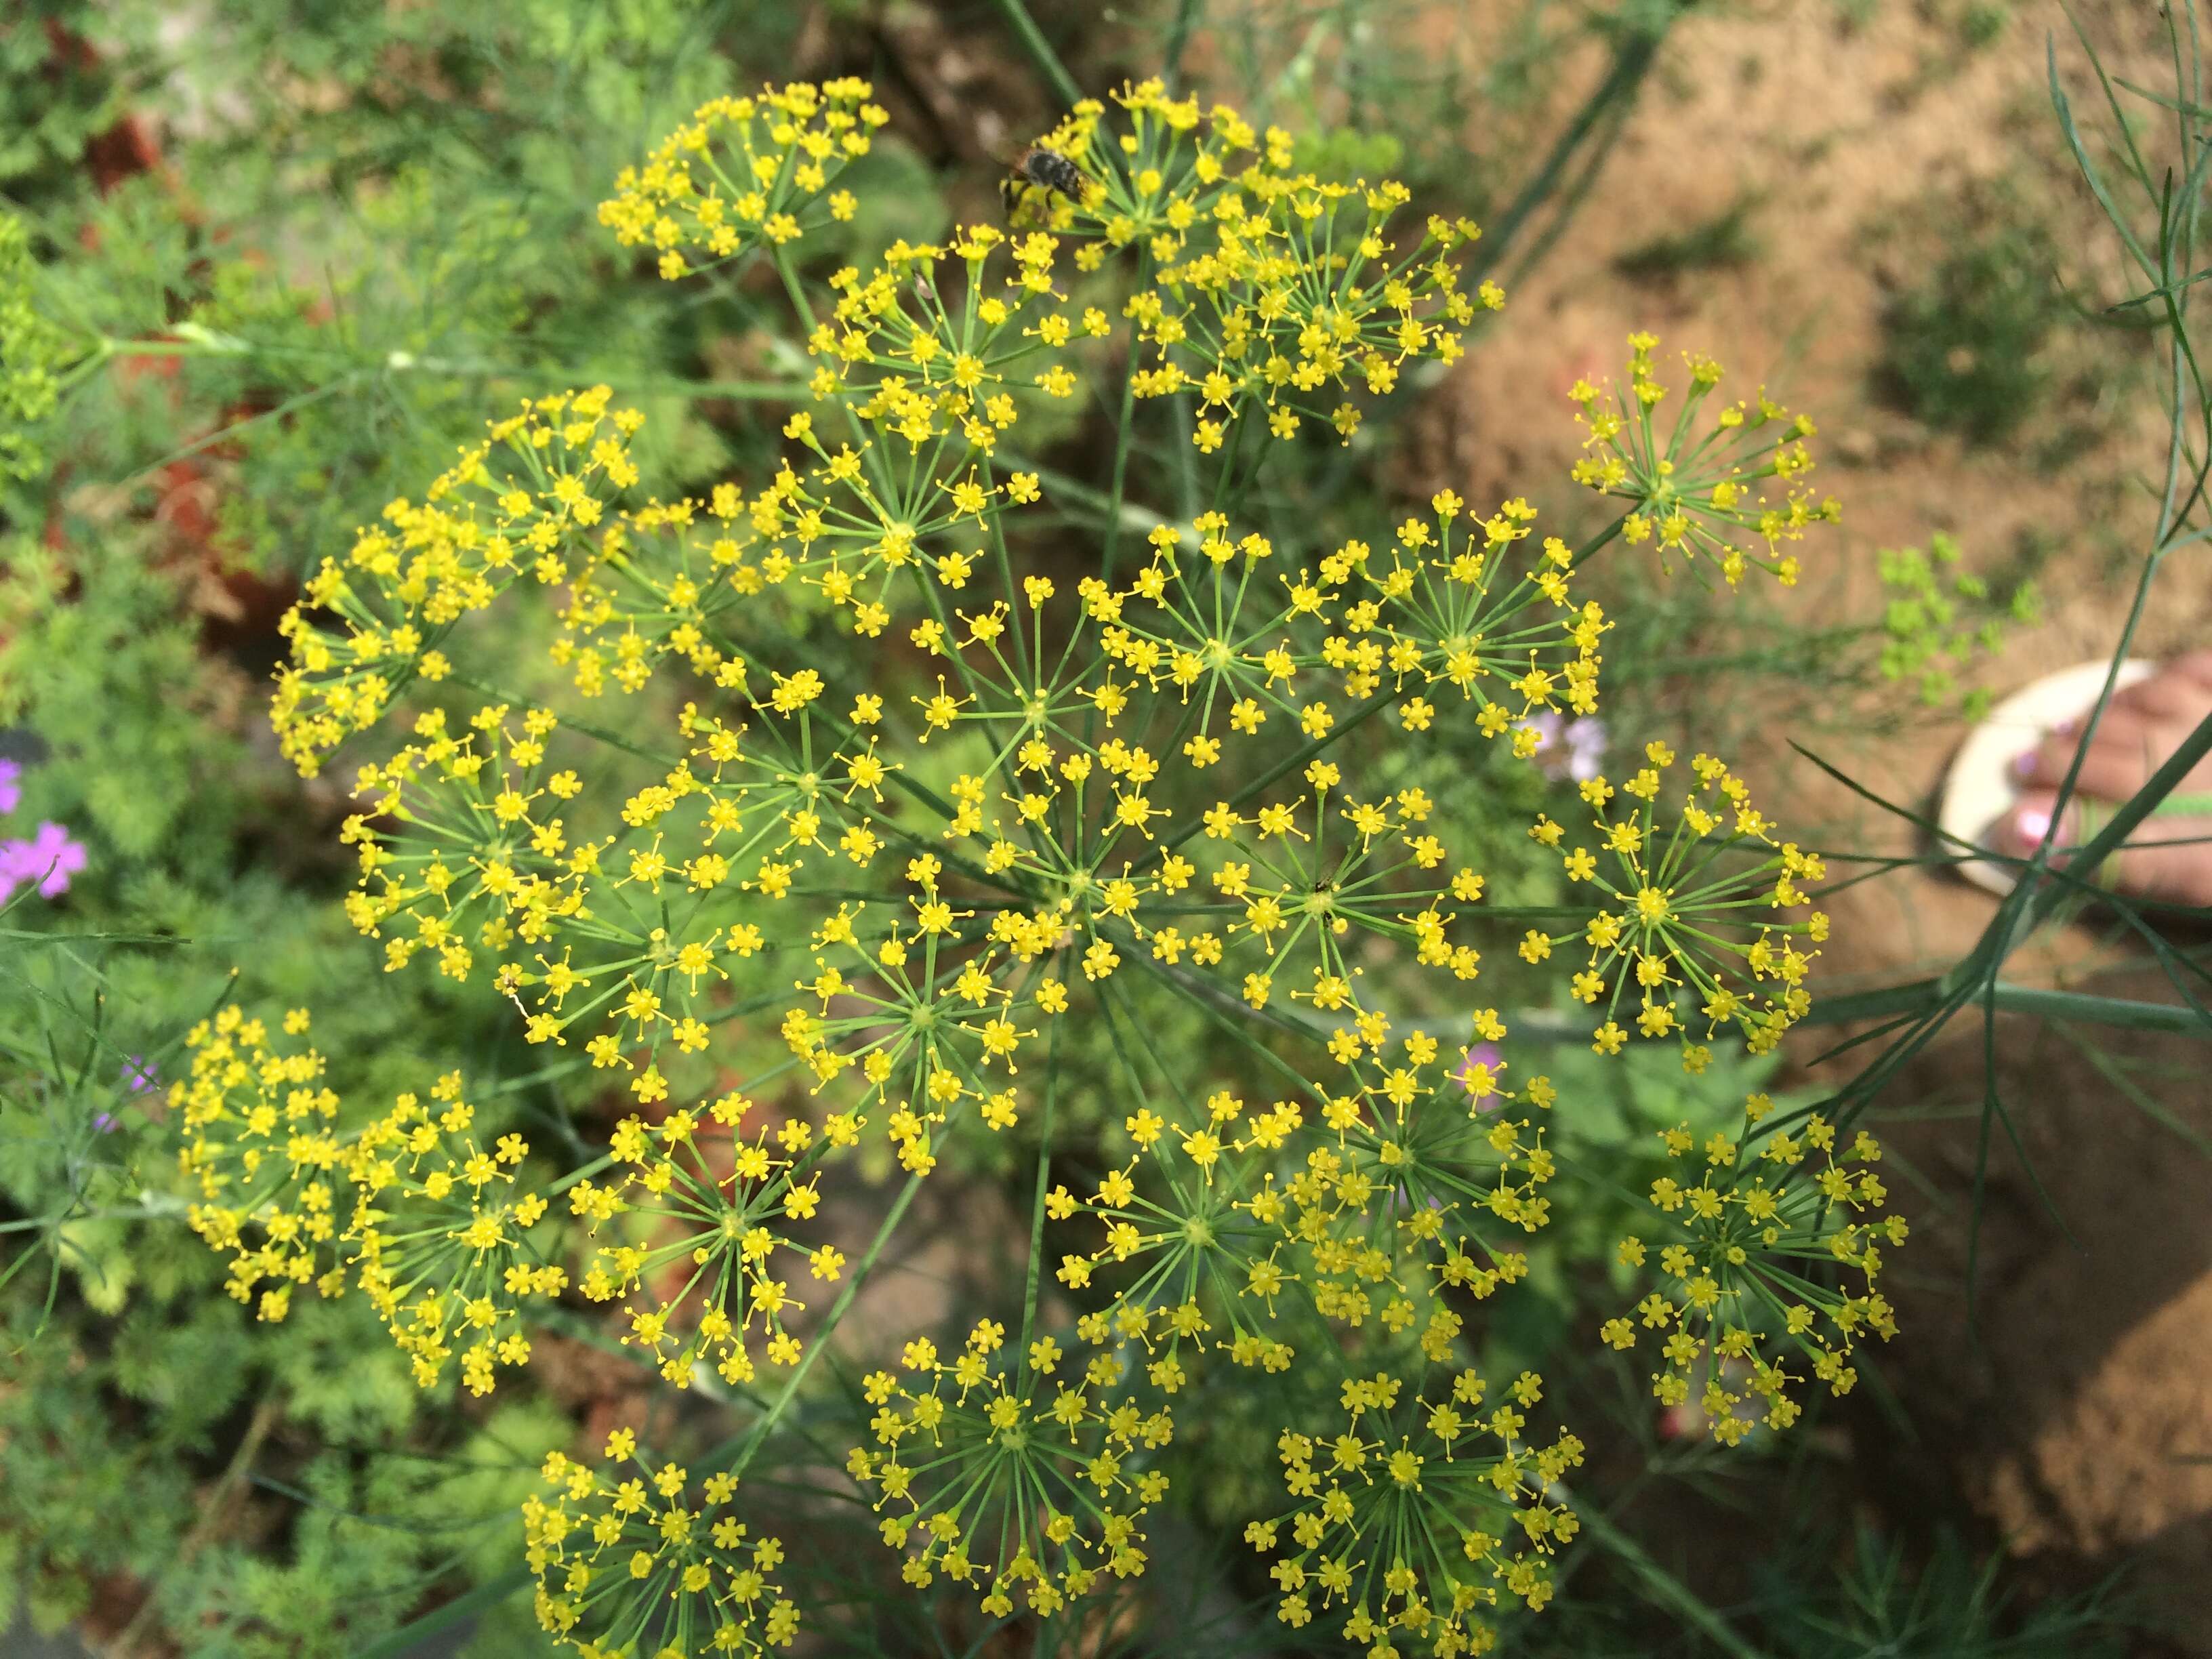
(1517, 713, 1608, 781)
(0, 821, 87, 901)
(0, 758, 20, 816)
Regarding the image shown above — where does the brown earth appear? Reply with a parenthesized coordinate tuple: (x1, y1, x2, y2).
(1401, 0, 2212, 1644)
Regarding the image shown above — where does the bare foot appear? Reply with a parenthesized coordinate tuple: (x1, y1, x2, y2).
(1996, 651, 2212, 907)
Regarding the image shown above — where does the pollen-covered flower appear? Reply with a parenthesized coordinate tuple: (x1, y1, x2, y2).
(525, 1433, 800, 1655)
(1522, 742, 1826, 1061)
(1600, 1095, 1904, 1444)
(1248, 1365, 1580, 1656)
(1570, 333, 1840, 586)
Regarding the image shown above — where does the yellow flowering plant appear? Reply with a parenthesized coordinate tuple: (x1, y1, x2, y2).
(154, 70, 1902, 1656)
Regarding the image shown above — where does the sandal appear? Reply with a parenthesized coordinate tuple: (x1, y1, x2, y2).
(1938, 659, 2154, 897)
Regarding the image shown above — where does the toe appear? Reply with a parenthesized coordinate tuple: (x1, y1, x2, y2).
(2016, 719, 2156, 798)
(1995, 789, 2068, 861)
(2169, 649, 2212, 691)
(1991, 788, 2212, 907)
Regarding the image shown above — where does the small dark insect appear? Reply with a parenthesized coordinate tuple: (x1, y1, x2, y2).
(1000, 146, 1089, 218)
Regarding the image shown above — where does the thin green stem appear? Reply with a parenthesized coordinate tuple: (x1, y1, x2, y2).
(1016, 1019, 1062, 1376)
(988, 0, 1084, 110)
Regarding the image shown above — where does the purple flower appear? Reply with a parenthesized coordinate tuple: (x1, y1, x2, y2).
(1517, 713, 1609, 781)
(0, 758, 20, 815)
(121, 1055, 160, 1095)
(1456, 1041, 1506, 1113)
(0, 821, 87, 901)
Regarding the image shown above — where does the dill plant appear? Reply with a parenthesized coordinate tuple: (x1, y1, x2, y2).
(141, 72, 1902, 1656)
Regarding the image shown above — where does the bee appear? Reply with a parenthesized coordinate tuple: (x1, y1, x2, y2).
(1000, 145, 1090, 218)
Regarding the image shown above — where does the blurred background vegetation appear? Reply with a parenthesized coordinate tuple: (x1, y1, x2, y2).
(1, 1, 2200, 1656)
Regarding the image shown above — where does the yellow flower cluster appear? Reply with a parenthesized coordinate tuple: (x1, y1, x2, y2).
(346, 1071, 560, 1395)
(1057, 1036, 1555, 1377)
(1522, 741, 1826, 1063)
(1600, 1093, 1904, 1443)
(175, 1004, 347, 1321)
(302, 472, 1605, 1193)
(573, 1093, 849, 1389)
(848, 1317, 1170, 1617)
(176, 1012, 562, 1393)
(600, 78, 884, 279)
(272, 387, 640, 777)
(1022, 79, 1498, 447)
(178, 1021, 566, 1397)
(525, 1430, 800, 1656)
(1246, 1366, 1580, 1656)
(241, 80, 1875, 1648)
(1570, 333, 1841, 586)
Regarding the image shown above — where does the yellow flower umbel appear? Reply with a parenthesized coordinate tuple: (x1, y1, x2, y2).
(246, 76, 1880, 1645)
(1522, 743, 1826, 1064)
(1601, 1096, 1904, 1445)
(1355, 495, 1606, 740)
(848, 1318, 1170, 1618)
(1247, 1366, 1580, 1657)
(811, 224, 1088, 448)
(272, 388, 640, 776)
(173, 1005, 347, 1323)
(1024, 81, 1491, 448)
(344, 1071, 560, 1395)
(599, 79, 884, 279)
(525, 1430, 800, 1656)
(573, 1092, 848, 1388)
(1570, 333, 1840, 586)
(1279, 1034, 1555, 1340)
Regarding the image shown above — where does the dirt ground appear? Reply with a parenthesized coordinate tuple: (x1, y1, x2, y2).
(1412, 0, 2212, 1643)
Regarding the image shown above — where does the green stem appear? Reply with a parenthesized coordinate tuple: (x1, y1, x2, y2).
(1564, 1490, 1772, 1659)
(988, 0, 1084, 110)
(1803, 977, 2212, 1039)
(1475, 19, 1671, 280)
(1164, 0, 1206, 90)
(1016, 1019, 1062, 1374)
(1100, 270, 1149, 584)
